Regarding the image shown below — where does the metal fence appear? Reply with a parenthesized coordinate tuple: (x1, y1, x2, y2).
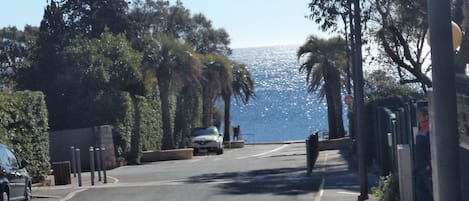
(369, 75, 468, 200)
(456, 75, 469, 201)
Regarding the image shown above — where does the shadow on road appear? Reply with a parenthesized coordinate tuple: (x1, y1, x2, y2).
(187, 167, 322, 195)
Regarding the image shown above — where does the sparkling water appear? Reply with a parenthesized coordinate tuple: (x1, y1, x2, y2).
(228, 45, 349, 143)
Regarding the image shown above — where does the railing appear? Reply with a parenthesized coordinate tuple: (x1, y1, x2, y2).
(241, 133, 256, 144)
(456, 74, 469, 201)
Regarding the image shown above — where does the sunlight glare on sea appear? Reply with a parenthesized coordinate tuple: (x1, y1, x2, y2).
(228, 45, 349, 143)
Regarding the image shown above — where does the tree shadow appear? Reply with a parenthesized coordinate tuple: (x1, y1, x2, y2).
(187, 167, 322, 195)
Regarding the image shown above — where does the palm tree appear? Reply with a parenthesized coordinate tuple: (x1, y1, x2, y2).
(297, 35, 346, 139)
(222, 63, 255, 142)
(199, 54, 232, 128)
(142, 35, 202, 150)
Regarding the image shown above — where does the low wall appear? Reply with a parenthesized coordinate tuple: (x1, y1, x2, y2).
(318, 137, 351, 151)
(141, 149, 193, 162)
(223, 141, 244, 148)
(49, 125, 117, 171)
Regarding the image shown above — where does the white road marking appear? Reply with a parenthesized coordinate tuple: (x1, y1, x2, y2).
(60, 188, 89, 201)
(236, 144, 289, 159)
(108, 176, 119, 184)
(314, 178, 325, 201)
(337, 191, 360, 195)
(314, 153, 329, 201)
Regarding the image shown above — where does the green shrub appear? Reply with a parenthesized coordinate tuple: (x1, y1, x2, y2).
(372, 174, 399, 201)
(128, 95, 163, 164)
(112, 92, 135, 162)
(174, 87, 202, 148)
(0, 91, 50, 182)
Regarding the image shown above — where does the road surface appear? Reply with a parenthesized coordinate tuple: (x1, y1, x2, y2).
(67, 143, 321, 201)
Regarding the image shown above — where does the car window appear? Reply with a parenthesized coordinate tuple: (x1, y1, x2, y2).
(191, 128, 218, 136)
(4, 148, 19, 169)
(0, 147, 8, 167)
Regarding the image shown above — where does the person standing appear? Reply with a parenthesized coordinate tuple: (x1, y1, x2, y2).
(414, 107, 433, 201)
(233, 125, 240, 141)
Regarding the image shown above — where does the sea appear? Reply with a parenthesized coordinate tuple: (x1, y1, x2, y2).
(228, 45, 349, 143)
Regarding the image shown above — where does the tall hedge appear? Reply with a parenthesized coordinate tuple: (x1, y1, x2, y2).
(0, 91, 50, 182)
(128, 95, 163, 164)
(174, 87, 202, 148)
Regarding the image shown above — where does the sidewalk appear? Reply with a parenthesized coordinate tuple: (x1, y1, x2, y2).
(313, 149, 380, 201)
(32, 171, 117, 201)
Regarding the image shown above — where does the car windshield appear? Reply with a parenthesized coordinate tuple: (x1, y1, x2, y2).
(191, 128, 218, 136)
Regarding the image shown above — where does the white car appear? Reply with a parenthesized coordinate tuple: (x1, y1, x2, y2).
(189, 127, 224, 155)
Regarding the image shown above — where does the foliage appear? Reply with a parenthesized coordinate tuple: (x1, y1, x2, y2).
(297, 35, 346, 139)
(371, 174, 399, 201)
(371, 0, 431, 91)
(142, 34, 202, 149)
(307, 0, 352, 32)
(0, 91, 50, 182)
(128, 0, 231, 55)
(0, 26, 37, 89)
(199, 54, 232, 127)
(222, 62, 255, 141)
(53, 0, 131, 38)
(365, 70, 422, 104)
(174, 87, 202, 148)
(231, 63, 256, 105)
(308, 0, 469, 91)
(112, 92, 135, 160)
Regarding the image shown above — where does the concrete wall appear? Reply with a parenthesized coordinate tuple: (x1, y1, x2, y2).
(49, 125, 117, 171)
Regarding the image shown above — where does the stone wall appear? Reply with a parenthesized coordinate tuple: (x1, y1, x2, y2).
(49, 125, 117, 171)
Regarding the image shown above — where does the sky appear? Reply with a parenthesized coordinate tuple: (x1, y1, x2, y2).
(0, 0, 328, 48)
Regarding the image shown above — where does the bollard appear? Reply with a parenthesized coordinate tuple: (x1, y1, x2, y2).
(101, 147, 107, 184)
(75, 148, 82, 187)
(306, 137, 312, 176)
(397, 145, 414, 201)
(95, 147, 102, 182)
(70, 146, 76, 178)
(89, 147, 95, 186)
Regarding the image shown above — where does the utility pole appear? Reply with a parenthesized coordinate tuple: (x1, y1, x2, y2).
(426, 0, 461, 200)
(352, 0, 368, 200)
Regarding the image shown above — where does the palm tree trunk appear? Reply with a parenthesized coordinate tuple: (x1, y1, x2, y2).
(158, 78, 174, 150)
(333, 88, 346, 138)
(325, 88, 339, 139)
(222, 92, 231, 142)
(202, 88, 213, 127)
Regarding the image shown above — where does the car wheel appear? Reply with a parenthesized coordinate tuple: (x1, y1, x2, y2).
(1, 191, 8, 201)
(217, 148, 224, 155)
(24, 185, 31, 201)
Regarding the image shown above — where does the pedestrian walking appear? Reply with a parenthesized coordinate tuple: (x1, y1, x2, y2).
(414, 107, 433, 201)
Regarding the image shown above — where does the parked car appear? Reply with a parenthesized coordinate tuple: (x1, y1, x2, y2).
(189, 127, 224, 155)
(0, 144, 31, 201)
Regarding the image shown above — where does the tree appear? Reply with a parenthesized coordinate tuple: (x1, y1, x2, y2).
(222, 63, 255, 142)
(365, 70, 422, 104)
(372, 0, 431, 91)
(199, 54, 232, 128)
(297, 35, 346, 139)
(186, 14, 232, 56)
(0, 26, 38, 89)
(128, 0, 231, 56)
(59, 0, 131, 38)
(18, 0, 68, 129)
(142, 35, 202, 150)
(308, 0, 469, 91)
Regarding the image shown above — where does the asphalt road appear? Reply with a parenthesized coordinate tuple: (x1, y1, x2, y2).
(66, 143, 321, 201)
